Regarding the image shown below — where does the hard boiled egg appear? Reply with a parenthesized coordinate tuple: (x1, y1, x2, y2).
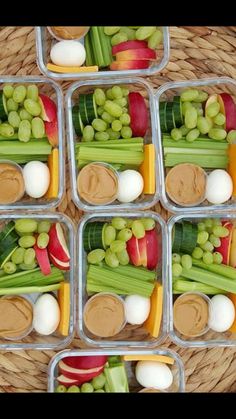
(205, 169, 233, 204)
(33, 294, 60, 335)
(117, 170, 144, 203)
(135, 361, 173, 390)
(208, 294, 235, 332)
(124, 295, 150, 325)
(50, 40, 86, 67)
(23, 161, 50, 198)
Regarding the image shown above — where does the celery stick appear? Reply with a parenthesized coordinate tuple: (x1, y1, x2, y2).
(85, 31, 94, 66)
(164, 153, 228, 168)
(104, 365, 129, 393)
(0, 139, 51, 155)
(90, 27, 105, 67)
(0, 266, 64, 288)
(98, 26, 112, 66)
(76, 138, 144, 148)
(0, 283, 60, 295)
(79, 147, 144, 165)
(172, 278, 225, 294)
(163, 138, 228, 150)
(103, 264, 156, 281)
(164, 147, 226, 156)
(192, 259, 236, 280)
(181, 266, 236, 293)
(87, 281, 126, 295)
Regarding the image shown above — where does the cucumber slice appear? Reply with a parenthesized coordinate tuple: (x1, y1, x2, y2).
(180, 221, 197, 255)
(72, 105, 84, 136)
(0, 244, 18, 268)
(79, 95, 89, 125)
(85, 94, 97, 123)
(0, 230, 19, 252)
(0, 221, 16, 243)
(172, 96, 183, 127)
(159, 102, 167, 133)
(84, 222, 105, 252)
(172, 223, 182, 253)
(102, 223, 108, 249)
(165, 102, 175, 131)
(0, 92, 8, 121)
(83, 223, 91, 252)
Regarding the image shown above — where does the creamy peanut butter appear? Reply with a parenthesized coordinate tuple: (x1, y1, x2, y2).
(0, 163, 25, 204)
(165, 163, 206, 206)
(83, 293, 125, 338)
(0, 296, 33, 339)
(77, 163, 118, 205)
(173, 293, 209, 337)
(49, 27, 90, 40)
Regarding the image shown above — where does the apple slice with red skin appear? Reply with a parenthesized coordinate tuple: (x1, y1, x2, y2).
(34, 243, 51, 276)
(38, 94, 57, 122)
(110, 60, 150, 71)
(128, 92, 148, 137)
(217, 93, 236, 132)
(115, 48, 156, 61)
(59, 360, 104, 382)
(48, 223, 70, 263)
(57, 374, 82, 387)
(215, 221, 233, 265)
(62, 355, 108, 370)
(230, 227, 236, 267)
(112, 40, 148, 55)
(145, 229, 159, 270)
(126, 235, 141, 266)
(138, 236, 147, 267)
(49, 253, 70, 271)
(45, 118, 58, 147)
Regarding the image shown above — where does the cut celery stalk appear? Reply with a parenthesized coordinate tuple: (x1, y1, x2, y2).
(104, 365, 129, 392)
(78, 147, 144, 165)
(164, 147, 226, 156)
(172, 278, 225, 294)
(163, 138, 228, 150)
(181, 266, 236, 293)
(192, 259, 236, 280)
(0, 283, 61, 295)
(164, 153, 228, 168)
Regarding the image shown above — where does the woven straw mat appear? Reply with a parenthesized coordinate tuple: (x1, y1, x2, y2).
(0, 26, 236, 393)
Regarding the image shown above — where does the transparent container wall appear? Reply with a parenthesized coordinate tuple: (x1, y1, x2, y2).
(66, 77, 159, 212)
(48, 348, 185, 392)
(0, 213, 75, 350)
(168, 213, 236, 347)
(0, 76, 64, 210)
(35, 27, 170, 81)
(77, 211, 168, 348)
(155, 77, 236, 213)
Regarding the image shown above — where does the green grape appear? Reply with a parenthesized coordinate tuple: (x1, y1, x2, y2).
(111, 217, 127, 230)
(131, 220, 145, 239)
(119, 27, 136, 41)
(97, 106, 104, 116)
(179, 125, 190, 136)
(197, 222, 206, 232)
(192, 247, 204, 260)
(119, 113, 130, 126)
(13, 85, 27, 103)
(3, 84, 14, 99)
(37, 221, 51, 234)
(212, 218, 222, 227)
(206, 102, 220, 118)
(209, 234, 221, 248)
(106, 128, 120, 140)
(121, 87, 129, 97)
(200, 241, 214, 252)
(110, 240, 126, 253)
(92, 118, 107, 132)
(205, 115, 213, 129)
(19, 262, 37, 270)
(104, 225, 116, 246)
(181, 102, 192, 116)
(3, 261, 17, 274)
(111, 33, 128, 46)
(55, 385, 67, 393)
(122, 107, 128, 114)
(226, 130, 236, 144)
(15, 219, 38, 234)
(148, 29, 163, 48)
(213, 112, 226, 126)
(18, 120, 31, 142)
(140, 217, 155, 231)
(92, 373, 106, 390)
(24, 98, 41, 116)
(94, 88, 106, 106)
(87, 249, 105, 264)
(101, 111, 114, 124)
(184, 107, 198, 129)
(80, 383, 94, 393)
(95, 131, 109, 141)
(112, 120, 122, 132)
(197, 116, 210, 134)
(11, 247, 25, 265)
(104, 26, 121, 36)
(135, 26, 156, 40)
(31, 117, 45, 139)
(8, 111, 20, 129)
(213, 251, 223, 264)
(18, 235, 36, 248)
(37, 232, 49, 249)
(67, 385, 80, 393)
(193, 90, 208, 103)
(111, 86, 123, 99)
(180, 89, 199, 102)
(120, 127, 132, 139)
(114, 98, 127, 108)
(208, 128, 227, 140)
(212, 226, 229, 238)
(105, 88, 114, 100)
(83, 125, 94, 142)
(202, 251, 213, 265)
(19, 109, 33, 121)
(94, 389, 105, 393)
(117, 228, 132, 242)
(204, 218, 213, 229)
(23, 248, 36, 265)
(116, 249, 129, 265)
(0, 123, 14, 137)
(27, 84, 39, 101)
(125, 219, 133, 228)
(7, 98, 18, 112)
(171, 128, 182, 141)
(172, 253, 181, 263)
(197, 231, 209, 245)
(172, 263, 182, 277)
(105, 248, 119, 268)
(186, 128, 200, 142)
(104, 100, 123, 118)
(181, 254, 192, 270)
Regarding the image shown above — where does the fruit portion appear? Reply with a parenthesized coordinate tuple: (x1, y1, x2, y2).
(230, 227, 236, 267)
(112, 40, 148, 55)
(45, 119, 58, 147)
(218, 93, 236, 132)
(34, 243, 51, 276)
(128, 92, 148, 137)
(39, 94, 57, 123)
(49, 253, 70, 271)
(110, 60, 150, 71)
(145, 229, 159, 270)
(115, 48, 156, 61)
(48, 223, 70, 263)
(127, 228, 158, 270)
(215, 221, 233, 265)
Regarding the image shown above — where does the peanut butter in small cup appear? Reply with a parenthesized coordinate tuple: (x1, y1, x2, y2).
(49, 27, 90, 40)
(0, 295, 33, 339)
(0, 163, 25, 204)
(173, 293, 209, 337)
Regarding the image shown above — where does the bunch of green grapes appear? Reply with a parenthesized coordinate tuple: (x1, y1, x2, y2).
(55, 372, 107, 393)
(103, 26, 163, 50)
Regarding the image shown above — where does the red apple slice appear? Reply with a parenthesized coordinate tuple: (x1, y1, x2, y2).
(128, 92, 148, 137)
(138, 236, 147, 267)
(48, 223, 70, 263)
(110, 60, 150, 71)
(218, 93, 236, 132)
(146, 229, 159, 270)
(230, 227, 236, 267)
(126, 235, 141, 266)
(45, 118, 58, 147)
(34, 244, 51, 276)
(215, 221, 233, 265)
(62, 355, 108, 370)
(112, 40, 148, 55)
(115, 48, 156, 61)
(38, 94, 57, 122)
(59, 360, 104, 382)
(49, 253, 70, 271)
(57, 374, 81, 387)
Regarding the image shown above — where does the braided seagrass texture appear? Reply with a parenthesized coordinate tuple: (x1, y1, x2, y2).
(0, 26, 235, 392)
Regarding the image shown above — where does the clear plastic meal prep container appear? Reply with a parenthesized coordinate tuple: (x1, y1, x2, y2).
(48, 348, 185, 392)
(168, 212, 236, 348)
(155, 76, 236, 214)
(0, 212, 75, 350)
(77, 211, 168, 348)
(0, 76, 65, 211)
(66, 77, 161, 212)
(35, 26, 170, 81)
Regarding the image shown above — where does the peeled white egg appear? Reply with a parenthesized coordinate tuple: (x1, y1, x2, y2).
(208, 294, 235, 332)
(124, 295, 150, 325)
(205, 169, 233, 204)
(50, 40, 86, 67)
(33, 294, 60, 335)
(135, 361, 173, 390)
(117, 170, 144, 203)
(23, 161, 50, 198)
